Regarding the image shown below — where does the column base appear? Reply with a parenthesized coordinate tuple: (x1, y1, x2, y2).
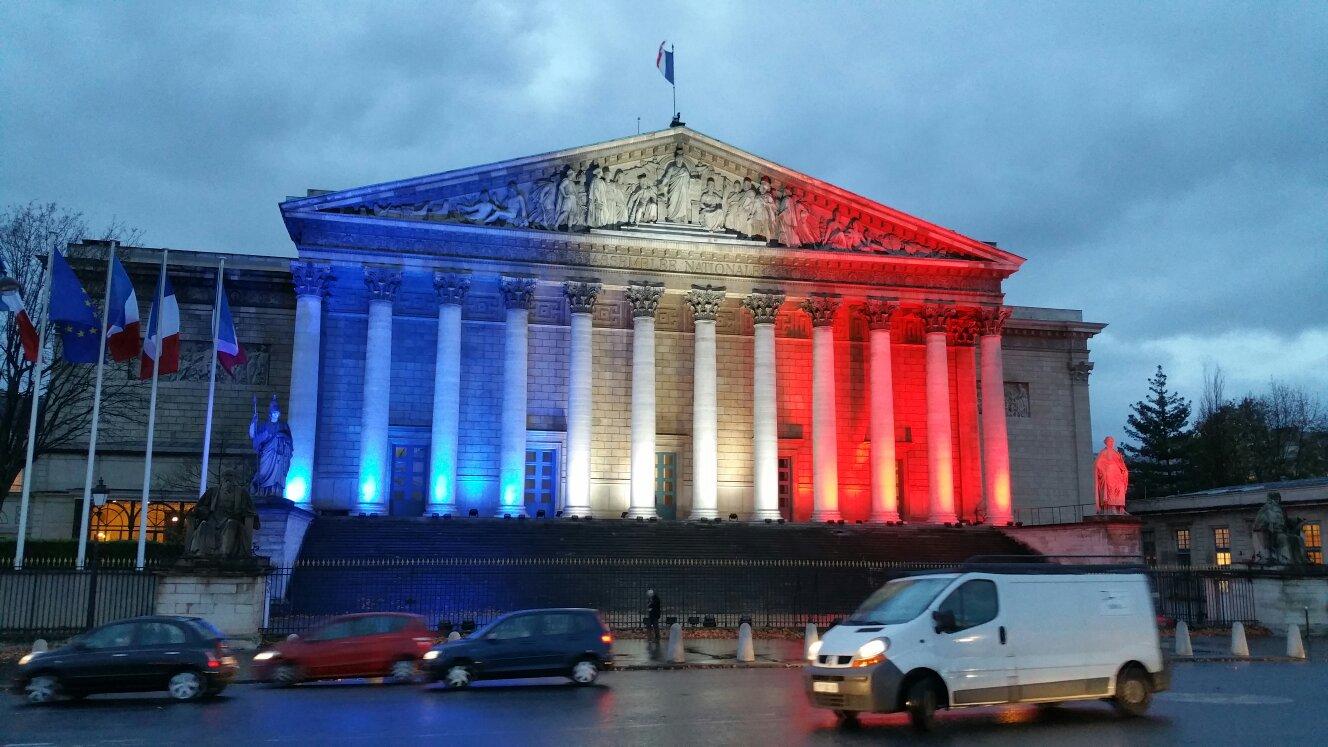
(689, 508, 720, 521)
(929, 512, 959, 525)
(563, 505, 593, 519)
(749, 508, 783, 522)
(868, 511, 901, 524)
(624, 506, 658, 519)
(494, 505, 528, 518)
(355, 505, 388, 517)
(811, 510, 843, 523)
(425, 503, 459, 517)
(985, 513, 1014, 526)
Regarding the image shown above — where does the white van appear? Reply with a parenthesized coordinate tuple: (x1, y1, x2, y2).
(805, 564, 1169, 730)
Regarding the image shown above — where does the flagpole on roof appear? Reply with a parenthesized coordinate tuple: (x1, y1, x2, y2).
(135, 249, 168, 571)
(199, 258, 224, 497)
(13, 248, 58, 570)
(74, 243, 118, 570)
(671, 44, 677, 122)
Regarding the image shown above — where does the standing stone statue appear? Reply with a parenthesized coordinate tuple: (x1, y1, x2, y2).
(1253, 493, 1306, 565)
(250, 394, 293, 498)
(656, 146, 702, 223)
(1093, 436, 1129, 514)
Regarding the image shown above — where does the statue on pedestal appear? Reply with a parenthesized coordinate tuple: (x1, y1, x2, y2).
(1253, 493, 1307, 565)
(1093, 436, 1129, 514)
(250, 394, 293, 498)
(183, 476, 261, 561)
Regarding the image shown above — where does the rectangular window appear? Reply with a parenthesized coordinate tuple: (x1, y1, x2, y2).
(1175, 528, 1191, 566)
(1303, 521, 1323, 565)
(1141, 530, 1157, 566)
(1214, 527, 1231, 567)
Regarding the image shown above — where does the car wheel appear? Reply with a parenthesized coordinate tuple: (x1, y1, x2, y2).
(390, 658, 419, 684)
(25, 675, 60, 705)
(444, 664, 474, 689)
(273, 663, 302, 687)
(168, 671, 205, 702)
(570, 659, 600, 686)
(905, 676, 941, 732)
(1112, 666, 1152, 717)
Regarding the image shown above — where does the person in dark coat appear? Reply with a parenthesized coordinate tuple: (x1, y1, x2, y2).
(646, 589, 662, 642)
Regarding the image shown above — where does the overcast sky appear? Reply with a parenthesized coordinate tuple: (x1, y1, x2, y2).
(3, 1, 1325, 442)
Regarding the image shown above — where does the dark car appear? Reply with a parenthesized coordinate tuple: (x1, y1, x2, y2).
(251, 612, 435, 685)
(11, 615, 238, 704)
(423, 608, 612, 688)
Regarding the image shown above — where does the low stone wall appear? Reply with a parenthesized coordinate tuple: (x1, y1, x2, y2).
(154, 572, 268, 648)
(999, 515, 1142, 562)
(1252, 575, 1328, 635)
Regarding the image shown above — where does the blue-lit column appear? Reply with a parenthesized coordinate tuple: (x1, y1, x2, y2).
(357, 266, 401, 515)
(564, 280, 601, 517)
(498, 277, 536, 516)
(428, 272, 469, 515)
(285, 261, 333, 507)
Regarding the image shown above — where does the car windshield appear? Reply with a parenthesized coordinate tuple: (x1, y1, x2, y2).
(844, 577, 955, 625)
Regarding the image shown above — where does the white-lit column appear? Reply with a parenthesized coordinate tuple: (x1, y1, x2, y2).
(357, 267, 402, 515)
(626, 282, 665, 518)
(428, 272, 469, 515)
(686, 286, 726, 520)
(922, 303, 958, 524)
(861, 299, 900, 523)
(801, 296, 843, 522)
(743, 290, 785, 521)
(285, 261, 332, 508)
(564, 280, 601, 517)
(978, 307, 1014, 525)
(498, 277, 535, 516)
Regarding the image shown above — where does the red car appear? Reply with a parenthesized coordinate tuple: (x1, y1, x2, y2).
(252, 613, 434, 685)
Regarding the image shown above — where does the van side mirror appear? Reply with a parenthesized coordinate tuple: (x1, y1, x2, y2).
(932, 610, 958, 634)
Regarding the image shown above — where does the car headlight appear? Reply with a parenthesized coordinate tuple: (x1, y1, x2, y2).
(252, 651, 277, 661)
(422, 650, 440, 660)
(19, 653, 36, 666)
(852, 638, 890, 668)
(805, 640, 822, 661)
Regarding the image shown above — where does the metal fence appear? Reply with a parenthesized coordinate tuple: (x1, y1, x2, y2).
(1149, 567, 1258, 626)
(1014, 503, 1096, 526)
(0, 569, 158, 639)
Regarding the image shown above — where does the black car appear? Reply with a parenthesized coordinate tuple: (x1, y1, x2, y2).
(11, 615, 239, 704)
(422, 608, 613, 688)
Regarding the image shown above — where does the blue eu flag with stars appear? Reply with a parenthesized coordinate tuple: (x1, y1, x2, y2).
(49, 249, 101, 363)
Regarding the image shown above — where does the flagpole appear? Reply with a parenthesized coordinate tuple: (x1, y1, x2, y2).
(199, 258, 224, 496)
(75, 244, 117, 570)
(671, 44, 677, 118)
(135, 250, 168, 571)
(13, 249, 58, 570)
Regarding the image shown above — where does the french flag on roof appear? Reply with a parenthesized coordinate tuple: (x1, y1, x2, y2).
(656, 41, 674, 85)
(215, 276, 247, 375)
(141, 269, 180, 379)
(105, 255, 141, 362)
(0, 275, 40, 363)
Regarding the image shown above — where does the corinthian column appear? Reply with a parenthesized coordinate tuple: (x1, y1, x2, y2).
(743, 289, 785, 521)
(286, 261, 332, 507)
(978, 307, 1014, 525)
(686, 285, 725, 520)
(357, 266, 402, 515)
(498, 277, 536, 516)
(428, 272, 469, 515)
(564, 280, 602, 517)
(801, 295, 843, 522)
(859, 299, 900, 523)
(921, 303, 958, 524)
(626, 282, 665, 519)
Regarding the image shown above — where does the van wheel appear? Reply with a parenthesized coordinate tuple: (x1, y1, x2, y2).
(1112, 666, 1152, 717)
(905, 677, 941, 732)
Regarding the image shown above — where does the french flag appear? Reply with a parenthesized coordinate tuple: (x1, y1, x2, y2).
(0, 276, 40, 363)
(656, 41, 674, 84)
(105, 256, 141, 362)
(141, 269, 180, 379)
(215, 276, 247, 375)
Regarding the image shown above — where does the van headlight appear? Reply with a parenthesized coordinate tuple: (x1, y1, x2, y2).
(423, 650, 440, 661)
(852, 638, 890, 668)
(806, 640, 823, 661)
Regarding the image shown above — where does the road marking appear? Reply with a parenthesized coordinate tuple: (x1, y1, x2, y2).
(1158, 693, 1294, 705)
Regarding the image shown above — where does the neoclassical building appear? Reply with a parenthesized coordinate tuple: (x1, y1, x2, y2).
(275, 126, 1104, 525)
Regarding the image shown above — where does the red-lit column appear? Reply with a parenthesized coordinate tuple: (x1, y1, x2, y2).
(978, 307, 1014, 525)
(859, 299, 900, 523)
(921, 303, 958, 524)
(801, 295, 842, 522)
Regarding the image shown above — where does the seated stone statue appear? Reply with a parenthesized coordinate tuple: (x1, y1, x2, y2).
(188, 478, 260, 561)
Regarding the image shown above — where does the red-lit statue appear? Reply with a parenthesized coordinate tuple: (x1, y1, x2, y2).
(1093, 436, 1129, 514)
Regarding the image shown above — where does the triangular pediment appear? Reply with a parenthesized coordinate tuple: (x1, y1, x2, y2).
(281, 127, 1022, 268)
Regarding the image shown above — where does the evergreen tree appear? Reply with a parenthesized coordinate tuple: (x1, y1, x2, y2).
(1122, 365, 1193, 499)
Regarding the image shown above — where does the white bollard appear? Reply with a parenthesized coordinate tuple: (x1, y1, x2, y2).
(737, 622, 755, 663)
(1231, 622, 1250, 657)
(667, 622, 685, 663)
(32, 638, 48, 653)
(804, 622, 820, 659)
(1174, 620, 1193, 656)
(447, 631, 461, 641)
(1287, 624, 1306, 660)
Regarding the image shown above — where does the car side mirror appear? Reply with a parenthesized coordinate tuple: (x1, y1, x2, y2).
(932, 610, 958, 634)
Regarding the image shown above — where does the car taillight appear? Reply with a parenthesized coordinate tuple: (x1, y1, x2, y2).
(600, 633, 613, 644)
(207, 656, 221, 669)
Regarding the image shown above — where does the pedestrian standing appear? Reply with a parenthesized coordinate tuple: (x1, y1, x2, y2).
(646, 589, 662, 642)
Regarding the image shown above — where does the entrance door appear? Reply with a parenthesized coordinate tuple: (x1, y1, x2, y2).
(655, 452, 678, 520)
(389, 444, 428, 517)
(777, 457, 794, 521)
(524, 448, 557, 517)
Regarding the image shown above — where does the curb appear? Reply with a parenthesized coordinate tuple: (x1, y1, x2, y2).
(232, 661, 805, 684)
(1168, 655, 1307, 664)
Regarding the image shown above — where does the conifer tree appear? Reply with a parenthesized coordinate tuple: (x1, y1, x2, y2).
(1122, 365, 1193, 499)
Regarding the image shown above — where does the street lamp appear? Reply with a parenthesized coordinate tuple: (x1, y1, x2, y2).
(85, 478, 110, 632)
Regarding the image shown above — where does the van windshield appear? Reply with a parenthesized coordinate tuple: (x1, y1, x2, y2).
(844, 577, 954, 626)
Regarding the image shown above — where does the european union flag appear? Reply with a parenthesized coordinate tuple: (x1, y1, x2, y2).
(49, 249, 100, 363)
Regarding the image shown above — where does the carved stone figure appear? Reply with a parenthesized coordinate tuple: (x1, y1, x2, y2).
(657, 146, 701, 223)
(184, 476, 260, 561)
(587, 164, 612, 227)
(827, 215, 863, 250)
(752, 178, 778, 241)
(697, 177, 726, 231)
(1253, 493, 1307, 565)
(554, 167, 579, 229)
(626, 173, 659, 224)
(607, 169, 628, 225)
(250, 394, 293, 498)
(183, 498, 218, 557)
(531, 169, 560, 228)
(776, 188, 809, 247)
(1093, 436, 1129, 514)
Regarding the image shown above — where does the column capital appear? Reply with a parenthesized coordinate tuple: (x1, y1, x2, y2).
(684, 284, 726, 321)
(290, 261, 334, 298)
(500, 276, 536, 310)
(1069, 360, 1095, 381)
(977, 306, 1012, 336)
(799, 295, 841, 327)
(949, 316, 978, 346)
(433, 272, 470, 306)
(741, 289, 785, 325)
(919, 302, 957, 334)
(625, 281, 665, 318)
(563, 279, 602, 314)
(857, 298, 900, 330)
(363, 266, 402, 303)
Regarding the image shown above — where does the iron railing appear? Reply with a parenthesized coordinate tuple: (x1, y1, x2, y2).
(0, 569, 157, 638)
(1148, 567, 1258, 626)
(1014, 503, 1096, 526)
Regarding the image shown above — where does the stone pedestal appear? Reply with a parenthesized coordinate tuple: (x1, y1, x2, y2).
(254, 498, 314, 570)
(154, 566, 272, 649)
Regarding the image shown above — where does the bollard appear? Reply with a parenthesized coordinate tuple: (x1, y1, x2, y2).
(737, 622, 755, 663)
(1286, 624, 1306, 660)
(667, 622, 685, 664)
(1231, 621, 1250, 657)
(447, 631, 461, 642)
(804, 622, 820, 659)
(32, 638, 48, 653)
(1174, 620, 1193, 656)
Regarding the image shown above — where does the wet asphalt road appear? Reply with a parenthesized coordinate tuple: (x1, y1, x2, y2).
(4, 661, 1325, 746)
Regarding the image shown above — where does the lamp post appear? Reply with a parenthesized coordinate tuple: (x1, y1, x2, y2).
(84, 479, 109, 631)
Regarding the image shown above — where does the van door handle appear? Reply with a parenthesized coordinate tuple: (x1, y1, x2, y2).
(999, 626, 1007, 645)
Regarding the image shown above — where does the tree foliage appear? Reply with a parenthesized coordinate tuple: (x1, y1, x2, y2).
(1122, 365, 1193, 499)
